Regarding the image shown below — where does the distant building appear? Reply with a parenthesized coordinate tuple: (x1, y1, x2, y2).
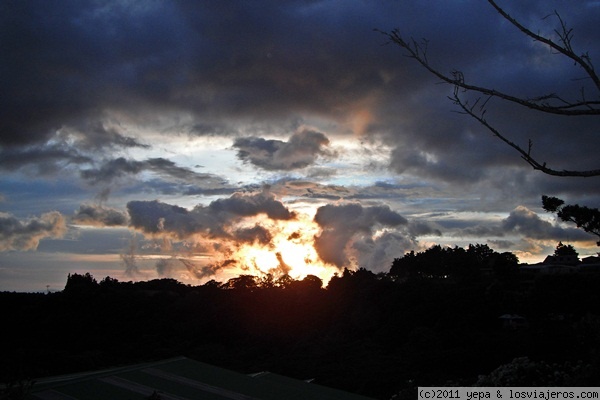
(518, 263, 576, 276)
(581, 255, 600, 264)
(519, 253, 600, 277)
(579, 255, 600, 273)
(542, 254, 580, 266)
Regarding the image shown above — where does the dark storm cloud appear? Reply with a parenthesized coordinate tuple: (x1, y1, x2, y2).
(0, 124, 146, 177)
(0, 0, 186, 146)
(378, 2, 600, 187)
(233, 128, 333, 171)
(0, 0, 410, 155)
(313, 203, 407, 267)
(3, 0, 597, 191)
(0, 211, 67, 251)
(72, 204, 129, 227)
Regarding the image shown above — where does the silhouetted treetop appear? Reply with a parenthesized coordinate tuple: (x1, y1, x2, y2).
(554, 241, 579, 258)
(390, 243, 518, 282)
(543, 195, 600, 245)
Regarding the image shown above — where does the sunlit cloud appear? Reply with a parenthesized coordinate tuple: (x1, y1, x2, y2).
(0, 211, 67, 251)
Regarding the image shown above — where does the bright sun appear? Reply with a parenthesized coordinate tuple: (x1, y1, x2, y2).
(231, 215, 337, 284)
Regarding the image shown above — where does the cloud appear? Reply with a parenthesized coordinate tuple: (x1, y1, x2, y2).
(407, 220, 443, 238)
(80, 157, 230, 188)
(127, 190, 295, 241)
(81, 158, 144, 184)
(72, 204, 129, 227)
(0, 144, 91, 176)
(502, 205, 591, 241)
(313, 203, 408, 267)
(155, 258, 175, 278)
(233, 225, 272, 245)
(353, 231, 417, 272)
(127, 200, 207, 239)
(57, 121, 150, 151)
(179, 258, 235, 280)
(209, 191, 296, 220)
(447, 205, 595, 244)
(233, 128, 333, 171)
(0, 211, 67, 251)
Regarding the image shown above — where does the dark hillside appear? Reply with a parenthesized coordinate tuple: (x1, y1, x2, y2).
(2, 246, 600, 399)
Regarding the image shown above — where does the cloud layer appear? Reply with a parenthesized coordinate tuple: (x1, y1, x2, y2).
(0, 0, 599, 290)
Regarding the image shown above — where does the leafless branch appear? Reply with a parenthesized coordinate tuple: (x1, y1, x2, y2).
(488, 0, 600, 91)
(376, 1, 600, 177)
(379, 28, 600, 116)
(450, 91, 600, 177)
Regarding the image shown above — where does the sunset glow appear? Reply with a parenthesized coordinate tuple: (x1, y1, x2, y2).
(228, 215, 338, 284)
(0, 1, 598, 292)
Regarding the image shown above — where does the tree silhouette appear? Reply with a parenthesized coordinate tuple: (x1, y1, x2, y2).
(379, 0, 600, 177)
(543, 195, 600, 245)
(63, 272, 98, 296)
(554, 241, 578, 257)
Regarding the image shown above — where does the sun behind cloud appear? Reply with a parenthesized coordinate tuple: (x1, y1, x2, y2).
(231, 214, 338, 284)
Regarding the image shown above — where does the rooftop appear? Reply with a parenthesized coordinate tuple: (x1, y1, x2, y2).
(26, 357, 376, 400)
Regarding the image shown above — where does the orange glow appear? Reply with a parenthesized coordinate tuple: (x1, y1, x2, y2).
(231, 215, 338, 284)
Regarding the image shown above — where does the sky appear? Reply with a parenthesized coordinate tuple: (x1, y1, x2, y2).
(1, 0, 599, 292)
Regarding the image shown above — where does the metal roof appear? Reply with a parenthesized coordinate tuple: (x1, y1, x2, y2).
(28, 357, 376, 400)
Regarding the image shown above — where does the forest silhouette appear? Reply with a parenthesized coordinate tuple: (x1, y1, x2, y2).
(2, 244, 600, 399)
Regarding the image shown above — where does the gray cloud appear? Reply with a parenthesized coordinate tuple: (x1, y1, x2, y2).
(209, 191, 296, 220)
(233, 225, 272, 245)
(2, 0, 597, 193)
(58, 121, 150, 151)
(81, 158, 144, 184)
(179, 258, 236, 281)
(501, 206, 591, 242)
(127, 200, 207, 239)
(353, 231, 417, 272)
(447, 205, 594, 244)
(127, 190, 295, 241)
(72, 204, 129, 227)
(80, 157, 230, 189)
(0, 144, 91, 176)
(313, 203, 408, 267)
(233, 128, 333, 171)
(0, 211, 67, 251)
(156, 258, 176, 278)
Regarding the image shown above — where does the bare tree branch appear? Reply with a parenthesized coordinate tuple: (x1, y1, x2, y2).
(487, 0, 600, 91)
(377, 1, 600, 177)
(451, 92, 600, 177)
(379, 29, 600, 116)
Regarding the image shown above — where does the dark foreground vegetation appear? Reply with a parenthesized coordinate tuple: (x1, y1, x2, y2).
(2, 244, 600, 399)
